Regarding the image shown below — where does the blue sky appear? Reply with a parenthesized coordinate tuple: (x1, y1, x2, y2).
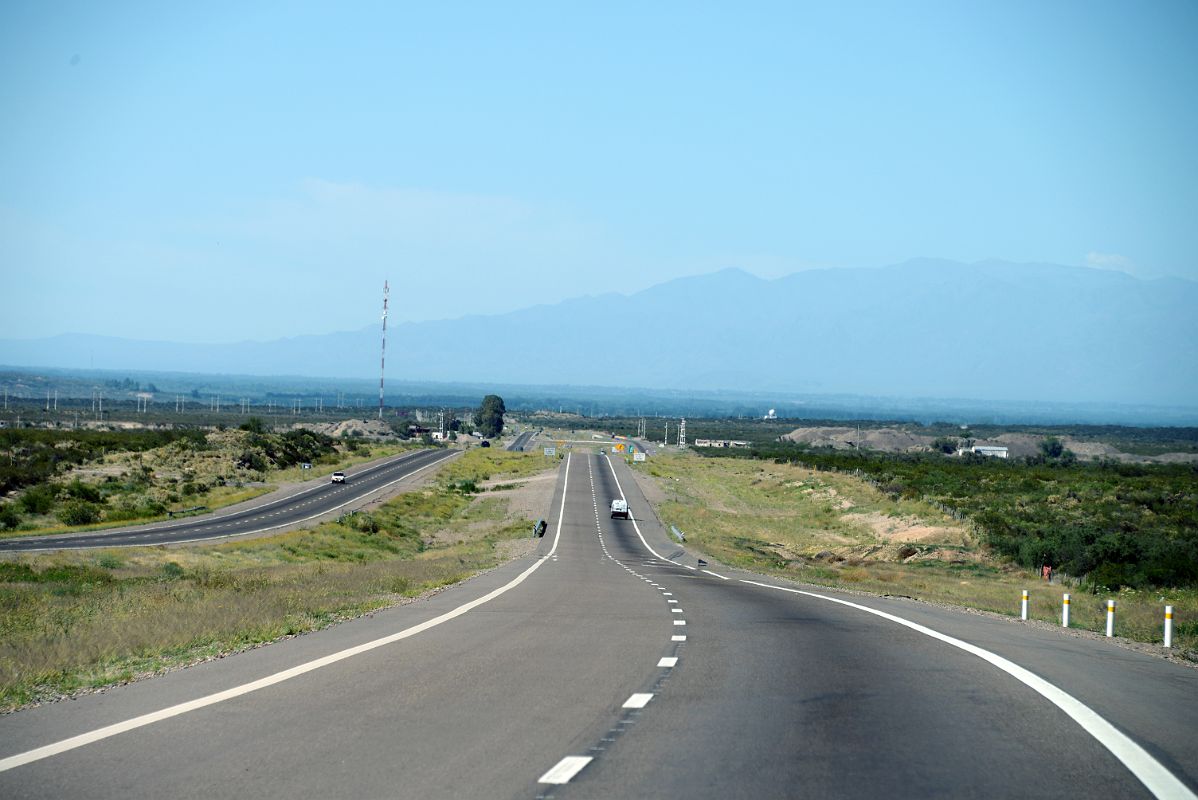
(2, 1, 1195, 343)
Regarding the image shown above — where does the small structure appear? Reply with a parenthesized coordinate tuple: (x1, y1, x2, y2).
(963, 445, 1009, 459)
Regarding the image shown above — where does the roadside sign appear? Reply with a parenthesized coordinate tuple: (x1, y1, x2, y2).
(633, 452, 647, 462)
(544, 447, 557, 457)
(613, 443, 626, 453)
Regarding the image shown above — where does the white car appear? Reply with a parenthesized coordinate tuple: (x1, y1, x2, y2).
(610, 499, 629, 519)
(331, 472, 346, 484)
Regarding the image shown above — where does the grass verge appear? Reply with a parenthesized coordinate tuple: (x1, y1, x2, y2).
(0, 448, 552, 711)
(633, 452, 1198, 659)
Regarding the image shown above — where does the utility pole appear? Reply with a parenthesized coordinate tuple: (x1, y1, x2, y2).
(379, 279, 389, 421)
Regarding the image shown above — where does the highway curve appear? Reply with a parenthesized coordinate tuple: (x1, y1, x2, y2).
(0, 448, 457, 552)
(0, 452, 1194, 799)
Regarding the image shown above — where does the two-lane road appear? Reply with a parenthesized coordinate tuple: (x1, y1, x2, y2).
(0, 448, 457, 552)
(1, 451, 1195, 798)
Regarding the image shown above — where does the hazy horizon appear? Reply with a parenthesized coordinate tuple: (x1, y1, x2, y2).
(3, 3, 1197, 345)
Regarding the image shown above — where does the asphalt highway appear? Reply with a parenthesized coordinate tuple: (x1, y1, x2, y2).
(0, 448, 457, 552)
(0, 451, 1194, 799)
(507, 430, 537, 451)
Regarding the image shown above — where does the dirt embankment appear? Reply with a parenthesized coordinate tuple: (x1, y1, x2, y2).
(780, 427, 1197, 464)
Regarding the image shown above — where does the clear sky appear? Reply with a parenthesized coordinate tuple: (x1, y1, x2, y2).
(2, 1, 1195, 343)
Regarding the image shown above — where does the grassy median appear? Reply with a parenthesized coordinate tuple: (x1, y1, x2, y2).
(0, 448, 555, 711)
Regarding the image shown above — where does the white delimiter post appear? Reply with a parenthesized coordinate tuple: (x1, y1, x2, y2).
(1164, 606, 1174, 648)
(1106, 599, 1116, 637)
(1062, 593, 1070, 627)
(1021, 590, 1029, 621)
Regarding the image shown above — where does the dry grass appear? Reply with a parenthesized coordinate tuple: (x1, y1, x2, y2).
(0, 448, 557, 711)
(633, 452, 1198, 658)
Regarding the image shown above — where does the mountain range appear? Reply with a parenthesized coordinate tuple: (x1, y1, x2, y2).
(3, 259, 1195, 408)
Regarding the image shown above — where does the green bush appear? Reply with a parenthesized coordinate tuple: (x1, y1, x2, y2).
(0, 503, 19, 530)
(18, 485, 56, 515)
(64, 479, 102, 503)
(57, 500, 101, 526)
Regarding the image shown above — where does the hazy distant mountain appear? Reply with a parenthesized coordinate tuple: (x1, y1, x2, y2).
(3, 259, 1195, 407)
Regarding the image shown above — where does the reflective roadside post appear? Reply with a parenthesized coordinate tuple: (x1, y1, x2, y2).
(1164, 606, 1173, 648)
(1106, 599, 1116, 637)
(1021, 589, 1029, 621)
(1062, 593, 1070, 628)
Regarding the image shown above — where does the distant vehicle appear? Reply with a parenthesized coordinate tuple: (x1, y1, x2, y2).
(610, 499, 629, 519)
(480, 440, 491, 448)
(331, 472, 346, 484)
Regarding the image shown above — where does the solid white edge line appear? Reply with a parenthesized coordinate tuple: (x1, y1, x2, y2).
(9, 450, 460, 552)
(0, 453, 574, 775)
(603, 455, 688, 570)
(702, 569, 728, 580)
(538, 755, 593, 785)
(739, 579, 1196, 800)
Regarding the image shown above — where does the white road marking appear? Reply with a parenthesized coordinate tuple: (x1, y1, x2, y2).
(672, 635, 687, 642)
(671, 608, 683, 613)
(701, 569, 728, 580)
(657, 657, 678, 668)
(623, 693, 654, 709)
(0, 453, 574, 775)
(538, 755, 593, 785)
(740, 579, 1196, 800)
(667, 599, 678, 604)
(673, 620, 686, 626)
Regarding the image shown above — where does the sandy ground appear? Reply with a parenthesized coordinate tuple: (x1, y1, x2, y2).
(781, 426, 1197, 463)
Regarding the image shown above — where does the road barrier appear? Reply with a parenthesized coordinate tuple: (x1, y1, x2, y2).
(1062, 593, 1070, 628)
(1165, 606, 1173, 648)
(1021, 589, 1028, 621)
(1106, 599, 1116, 637)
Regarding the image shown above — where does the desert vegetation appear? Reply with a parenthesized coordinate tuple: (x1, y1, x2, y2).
(0, 421, 405, 535)
(632, 450, 1197, 657)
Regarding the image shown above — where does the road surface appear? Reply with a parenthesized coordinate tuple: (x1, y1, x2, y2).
(1, 451, 1194, 798)
(507, 430, 537, 451)
(0, 448, 457, 552)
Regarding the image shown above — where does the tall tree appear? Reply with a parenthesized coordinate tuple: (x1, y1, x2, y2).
(473, 395, 506, 438)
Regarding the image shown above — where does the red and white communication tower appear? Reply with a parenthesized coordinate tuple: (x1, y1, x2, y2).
(378, 280, 389, 420)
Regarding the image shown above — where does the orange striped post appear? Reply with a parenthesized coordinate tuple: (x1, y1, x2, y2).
(1165, 606, 1174, 649)
(1062, 593, 1070, 627)
(1021, 590, 1029, 621)
(1106, 599, 1116, 637)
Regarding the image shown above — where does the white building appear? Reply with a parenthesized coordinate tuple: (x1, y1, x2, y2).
(966, 445, 1009, 459)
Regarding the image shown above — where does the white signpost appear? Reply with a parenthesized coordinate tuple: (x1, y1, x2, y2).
(544, 447, 557, 457)
(633, 452, 647, 462)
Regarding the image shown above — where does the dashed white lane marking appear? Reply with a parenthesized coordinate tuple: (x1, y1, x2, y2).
(0, 454, 573, 775)
(657, 657, 678, 668)
(671, 608, 684, 613)
(672, 635, 687, 642)
(673, 620, 686, 626)
(667, 599, 678, 604)
(538, 755, 594, 785)
(662, 592, 673, 596)
(623, 693, 654, 709)
(740, 579, 1197, 800)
